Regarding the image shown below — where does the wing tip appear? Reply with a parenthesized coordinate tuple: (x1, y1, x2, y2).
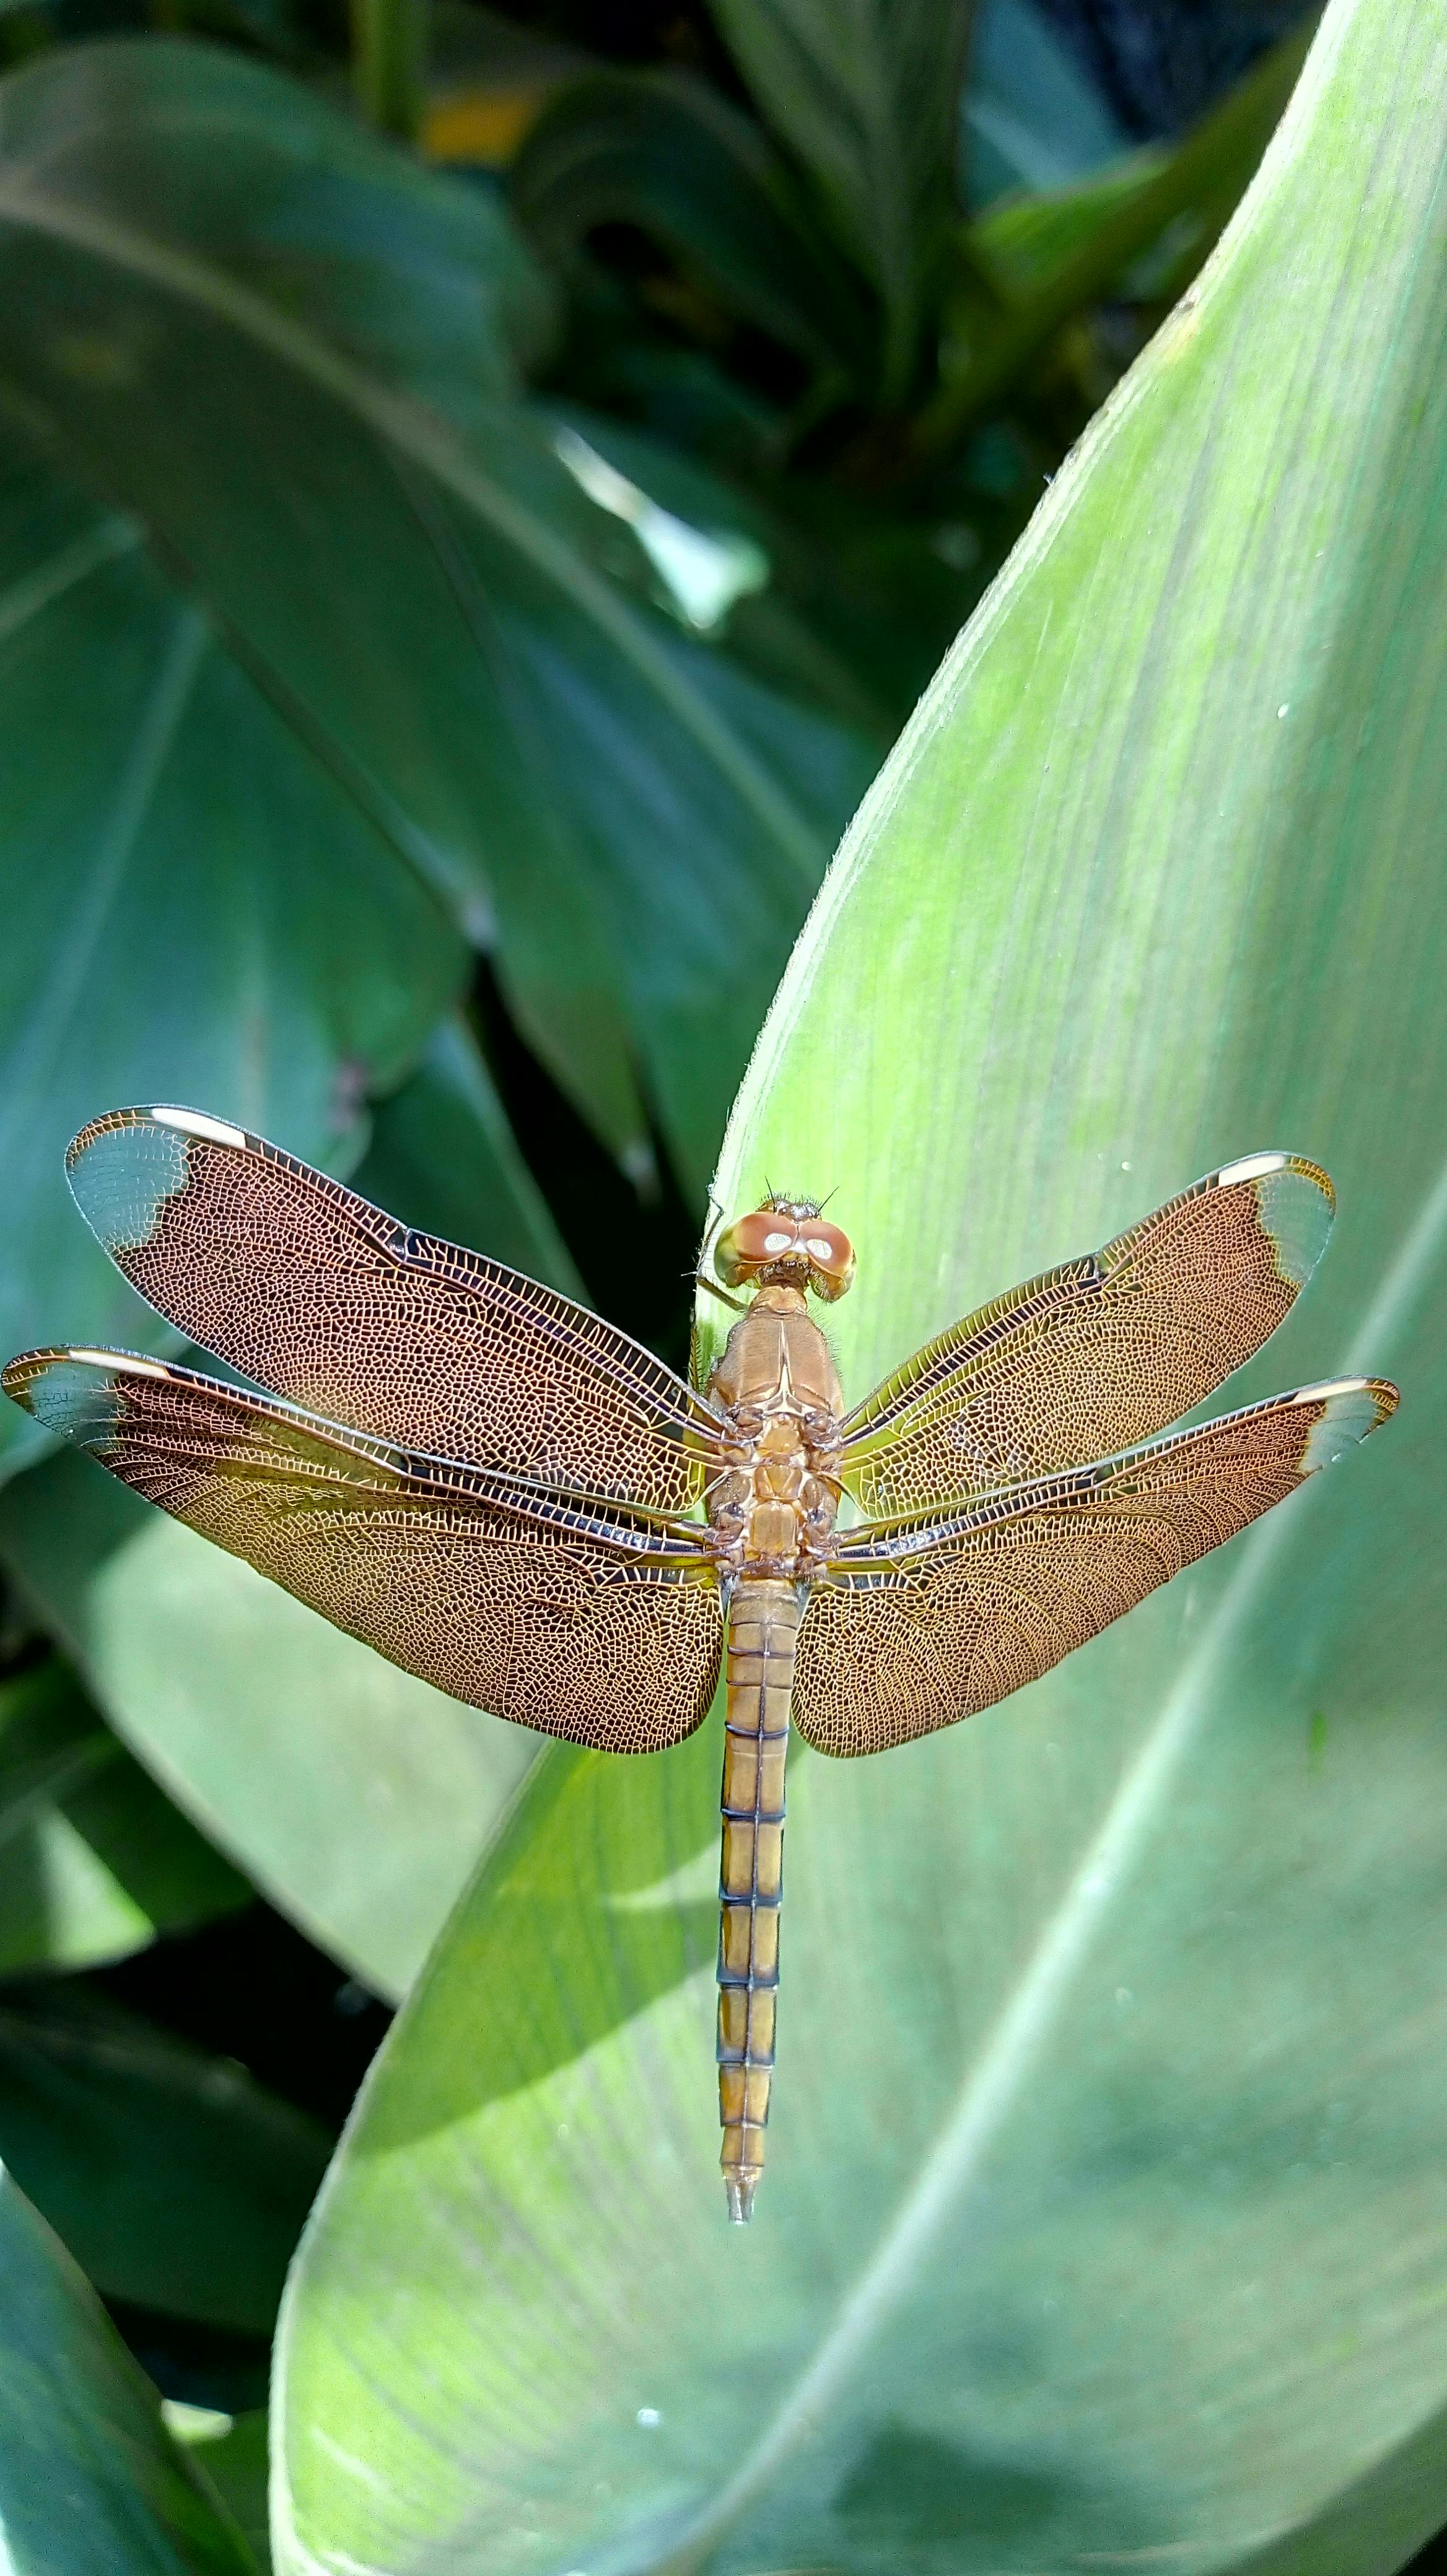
(2, 1343, 174, 1421)
(1214, 1151, 1334, 1206)
(68, 1105, 253, 1170)
(1293, 1374, 1399, 1469)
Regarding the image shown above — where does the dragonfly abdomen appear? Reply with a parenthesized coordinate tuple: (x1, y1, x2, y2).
(717, 1575, 800, 2224)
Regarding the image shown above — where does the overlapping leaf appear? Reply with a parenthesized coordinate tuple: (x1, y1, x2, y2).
(707, 0, 973, 398)
(0, 37, 875, 1190)
(0, 1984, 329, 2332)
(0, 1661, 248, 1979)
(0, 414, 466, 1476)
(0, 2163, 256, 2572)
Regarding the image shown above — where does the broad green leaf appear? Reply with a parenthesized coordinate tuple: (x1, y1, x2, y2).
(275, 3, 1447, 2570)
(0, 1451, 541, 2002)
(707, 0, 973, 400)
(0, 412, 465, 1475)
(0, 1983, 329, 2332)
(512, 68, 872, 383)
(0, 1660, 249, 1979)
(0, 2163, 255, 2573)
(0, 36, 874, 1190)
(544, 407, 890, 728)
(354, 1011, 585, 1298)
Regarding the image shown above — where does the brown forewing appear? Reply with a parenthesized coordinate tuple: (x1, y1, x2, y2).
(66, 1110, 714, 1515)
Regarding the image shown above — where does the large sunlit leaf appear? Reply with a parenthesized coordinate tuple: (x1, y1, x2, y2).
(274, 4, 1447, 2570)
(0, 37, 874, 1190)
(0, 1984, 329, 2333)
(0, 1661, 249, 1980)
(0, 2163, 255, 2572)
(0, 413, 466, 1475)
(707, 0, 973, 399)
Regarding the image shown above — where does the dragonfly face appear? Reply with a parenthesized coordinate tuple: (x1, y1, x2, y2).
(2, 1114, 1398, 2224)
(714, 1196, 857, 1301)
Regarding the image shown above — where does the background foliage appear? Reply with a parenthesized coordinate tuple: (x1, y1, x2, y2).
(1, 0, 1443, 2570)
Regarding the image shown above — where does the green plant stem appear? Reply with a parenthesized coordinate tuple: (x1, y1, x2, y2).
(910, 17, 1316, 467)
(350, 0, 427, 141)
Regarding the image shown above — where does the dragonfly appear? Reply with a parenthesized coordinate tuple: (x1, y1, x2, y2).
(3, 1110, 1397, 2222)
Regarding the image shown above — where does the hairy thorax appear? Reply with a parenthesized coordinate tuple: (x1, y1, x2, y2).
(705, 1286, 844, 1580)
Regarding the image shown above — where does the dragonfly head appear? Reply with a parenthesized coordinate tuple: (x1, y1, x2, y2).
(714, 1198, 857, 1303)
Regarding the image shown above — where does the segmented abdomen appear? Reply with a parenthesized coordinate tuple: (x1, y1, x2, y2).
(717, 1575, 800, 2223)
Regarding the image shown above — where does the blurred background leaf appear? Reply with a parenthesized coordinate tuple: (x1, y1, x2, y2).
(273, 4, 1447, 2574)
(0, 1983, 330, 2333)
(0, 416, 468, 1478)
(703, 0, 974, 403)
(0, 1660, 248, 1980)
(0, 36, 877, 1192)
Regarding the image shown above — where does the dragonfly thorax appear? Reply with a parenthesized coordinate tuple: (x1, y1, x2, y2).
(705, 1284, 844, 1580)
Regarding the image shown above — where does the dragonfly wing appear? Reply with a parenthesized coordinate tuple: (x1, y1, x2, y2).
(841, 1155, 1336, 1517)
(796, 1377, 1396, 1756)
(4, 1349, 722, 1753)
(66, 1107, 713, 1514)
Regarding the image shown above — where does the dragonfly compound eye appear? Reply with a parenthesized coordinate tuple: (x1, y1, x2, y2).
(714, 1208, 794, 1286)
(803, 1221, 856, 1302)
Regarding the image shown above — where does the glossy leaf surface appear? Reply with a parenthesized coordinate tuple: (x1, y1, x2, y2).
(0, 37, 874, 1189)
(276, 4, 1447, 2570)
(0, 2163, 256, 2572)
(0, 413, 465, 1477)
(0, 1661, 249, 1979)
(0, 1984, 329, 2331)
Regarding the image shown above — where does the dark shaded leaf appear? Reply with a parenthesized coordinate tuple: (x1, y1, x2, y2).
(0, 2162, 256, 2571)
(708, 0, 974, 399)
(512, 67, 872, 383)
(0, 1983, 330, 2332)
